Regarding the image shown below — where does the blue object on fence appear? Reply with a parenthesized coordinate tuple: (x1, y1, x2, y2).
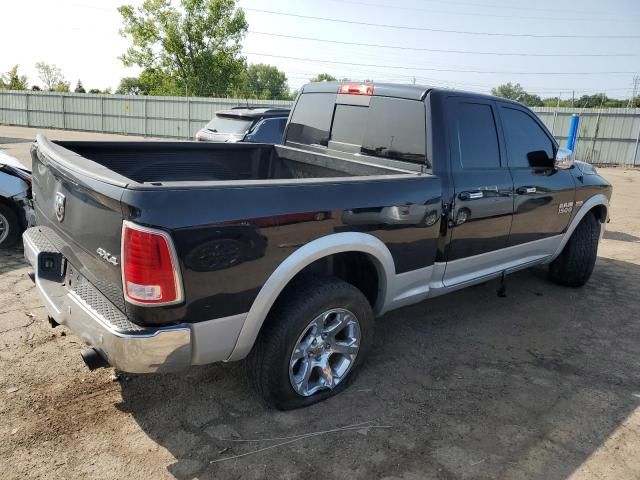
(566, 114, 580, 151)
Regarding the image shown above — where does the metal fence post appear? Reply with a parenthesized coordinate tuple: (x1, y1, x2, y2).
(62, 94, 66, 129)
(101, 95, 105, 132)
(25, 92, 30, 127)
(187, 96, 191, 139)
(634, 118, 640, 167)
(589, 111, 601, 163)
(144, 97, 148, 137)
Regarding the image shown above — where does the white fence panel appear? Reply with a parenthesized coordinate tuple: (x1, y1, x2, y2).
(1, 91, 639, 165)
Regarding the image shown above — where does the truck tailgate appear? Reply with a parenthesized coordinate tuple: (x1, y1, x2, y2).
(31, 137, 127, 309)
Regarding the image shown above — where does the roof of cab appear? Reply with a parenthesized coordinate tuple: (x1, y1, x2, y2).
(299, 81, 525, 107)
(301, 81, 431, 101)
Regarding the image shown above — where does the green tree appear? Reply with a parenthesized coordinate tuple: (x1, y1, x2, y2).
(115, 76, 148, 95)
(136, 67, 180, 95)
(74, 80, 86, 93)
(574, 93, 607, 108)
(1, 65, 29, 90)
(118, 0, 248, 97)
(53, 81, 71, 93)
(491, 82, 543, 107)
(87, 87, 112, 94)
(35, 62, 68, 91)
(239, 63, 288, 99)
(309, 73, 337, 83)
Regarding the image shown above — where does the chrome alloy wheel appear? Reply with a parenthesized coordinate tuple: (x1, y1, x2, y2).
(0, 212, 9, 244)
(289, 308, 361, 397)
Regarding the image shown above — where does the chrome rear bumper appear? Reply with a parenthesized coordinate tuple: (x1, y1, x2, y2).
(23, 227, 191, 373)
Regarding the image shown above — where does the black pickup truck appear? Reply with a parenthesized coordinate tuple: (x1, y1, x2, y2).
(24, 82, 611, 409)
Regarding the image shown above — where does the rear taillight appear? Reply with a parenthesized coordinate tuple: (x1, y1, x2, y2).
(338, 83, 374, 96)
(121, 221, 183, 306)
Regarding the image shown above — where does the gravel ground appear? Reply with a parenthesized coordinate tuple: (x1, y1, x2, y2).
(1, 127, 639, 479)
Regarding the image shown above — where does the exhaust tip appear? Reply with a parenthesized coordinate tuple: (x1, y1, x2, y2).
(80, 348, 110, 371)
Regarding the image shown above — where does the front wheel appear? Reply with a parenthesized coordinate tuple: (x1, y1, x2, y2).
(549, 212, 601, 287)
(246, 275, 374, 410)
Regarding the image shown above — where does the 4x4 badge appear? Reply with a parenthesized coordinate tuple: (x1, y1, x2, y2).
(55, 192, 65, 222)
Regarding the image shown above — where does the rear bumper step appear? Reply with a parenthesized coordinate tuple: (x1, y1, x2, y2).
(23, 227, 192, 373)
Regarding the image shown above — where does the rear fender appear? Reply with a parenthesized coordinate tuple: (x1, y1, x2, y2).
(226, 232, 396, 361)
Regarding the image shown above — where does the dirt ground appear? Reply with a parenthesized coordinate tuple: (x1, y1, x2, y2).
(1, 127, 639, 480)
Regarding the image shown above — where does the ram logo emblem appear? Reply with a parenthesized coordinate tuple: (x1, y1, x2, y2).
(54, 192, 65, 222)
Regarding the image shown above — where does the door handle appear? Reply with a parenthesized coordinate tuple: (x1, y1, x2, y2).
(459, 191, 483, 200)
(517, 186, 537, 194)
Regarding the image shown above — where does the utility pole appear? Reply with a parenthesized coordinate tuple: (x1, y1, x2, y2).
(572, 90, 575, 108)
(628, 75, 639, 108)
(551, 93, 561, 135)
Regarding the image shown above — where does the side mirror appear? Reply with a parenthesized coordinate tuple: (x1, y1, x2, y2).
(554, 147, 575, 170)
(527, 150, 554, 168)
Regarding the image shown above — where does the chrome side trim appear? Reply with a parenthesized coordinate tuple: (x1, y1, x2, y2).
(429, 257, 548, 299)
(191, 313, 248, 365)
(227, 232, 396, 361)
(378, 265, 435, 315)
(550, 193, 609, 261)
(442, 235, 563, 287)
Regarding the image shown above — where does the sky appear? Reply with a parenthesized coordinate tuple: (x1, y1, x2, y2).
(1, 0, 640, 99)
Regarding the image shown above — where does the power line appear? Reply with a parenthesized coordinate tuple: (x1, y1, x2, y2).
(319, 0, 639, 23)
(248, 31, 640, 58)
(244, 52, 638, 76)
(370, 0, 640, 17)
(244, 8, 640, 39)
(288, 69, 634, 95)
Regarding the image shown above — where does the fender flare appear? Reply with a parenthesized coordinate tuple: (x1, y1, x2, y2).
(226, 232, 396, 361)
(551, 193, 609, 260)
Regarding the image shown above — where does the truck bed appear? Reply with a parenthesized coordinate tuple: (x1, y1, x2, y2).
(41, 137, 417, 187)
(30, 133, 433, 329)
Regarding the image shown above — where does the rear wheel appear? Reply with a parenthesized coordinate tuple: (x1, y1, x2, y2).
(0, 203, 20, 249)
(549, 212, 601, 287)
(246, 274, 374, 410)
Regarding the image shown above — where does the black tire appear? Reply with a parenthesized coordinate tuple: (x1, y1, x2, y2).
(549, 212, 601, 287)
(246, 274, 374, 410)
(0, 203, 21, 249)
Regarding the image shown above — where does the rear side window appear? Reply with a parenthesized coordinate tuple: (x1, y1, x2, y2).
(362, 97, 426, 164)
(330, 97, 427, 165)
(500, 107, 554, 168)
(452, 102, 500, 170)
(287, 93, 336, 146)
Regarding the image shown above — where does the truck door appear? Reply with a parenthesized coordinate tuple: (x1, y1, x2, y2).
(497, 104, 575, 246)
(443, 97, 514, 286)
